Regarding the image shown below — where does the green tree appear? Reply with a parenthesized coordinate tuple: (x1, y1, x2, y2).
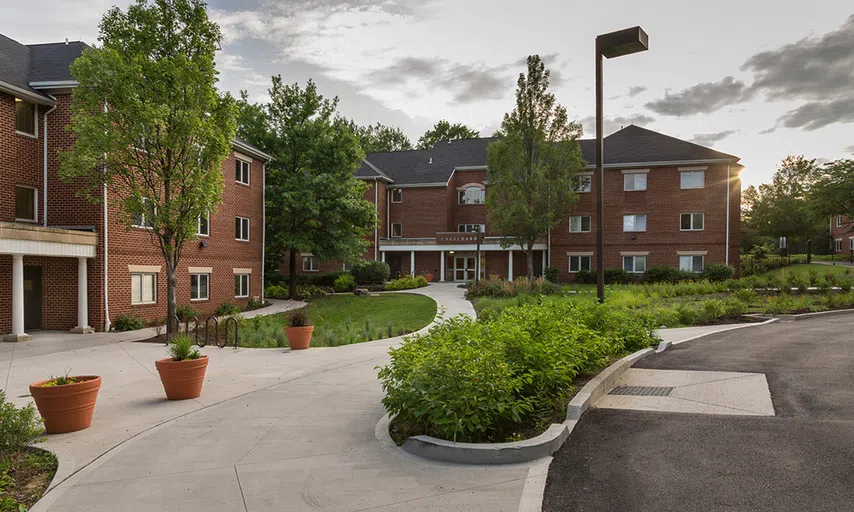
(238, 77, 376, 299)
(486, 55, 584, 280)
(60, 0, 236, 333)
(416, 119, 480, 149)
(808, 158, 854, 231)
(350, 121, 412, 153)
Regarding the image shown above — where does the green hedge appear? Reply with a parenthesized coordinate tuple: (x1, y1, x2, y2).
(385, 275, 428, 291)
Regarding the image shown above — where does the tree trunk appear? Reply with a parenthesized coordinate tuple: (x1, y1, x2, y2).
(288, 250, 297, 300)
(166, 262, 177, 336)
(525, 242, 535, 281)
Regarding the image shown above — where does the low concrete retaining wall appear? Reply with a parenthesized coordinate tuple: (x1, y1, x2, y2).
(746, 309, 854, 322)
(565, 348, 654, 420)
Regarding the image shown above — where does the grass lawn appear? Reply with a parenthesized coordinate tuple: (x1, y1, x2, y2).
(237, 293, 437, 348)
(759, 263, 853, 280)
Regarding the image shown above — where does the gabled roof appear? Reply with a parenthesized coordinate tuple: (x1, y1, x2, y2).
(0, 34, 90, 103)
(359, 126, 739, 186)
(29, 41, 91, 84)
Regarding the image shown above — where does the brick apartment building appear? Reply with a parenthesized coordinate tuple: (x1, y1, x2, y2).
(1, 35, 270, 340)
(300, 125, 741, 282)
(830, 215, 854, 260)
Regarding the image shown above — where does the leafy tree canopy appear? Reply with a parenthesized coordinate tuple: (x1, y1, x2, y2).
(808, 158, 854, 229)
(417, 119, 480, 149)
(347, 121, 412, 153)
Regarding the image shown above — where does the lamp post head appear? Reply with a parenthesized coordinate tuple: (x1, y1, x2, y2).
(597, 26, 649, 59)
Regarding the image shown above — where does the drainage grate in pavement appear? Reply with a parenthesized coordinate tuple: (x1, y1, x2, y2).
(609, 386, 674, 397)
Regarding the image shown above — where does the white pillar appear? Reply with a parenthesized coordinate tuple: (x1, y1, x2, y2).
(5, 254, 31, 342)
(508, 250, 514, 281)
(410, 251, 415, 276)
(440, 251, 445, 282)
(381, 251, 386, 263)
(72, 257, 93, 334)
(542, 249, 547, 276)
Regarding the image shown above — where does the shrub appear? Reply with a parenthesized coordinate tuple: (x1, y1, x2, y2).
(466, 277, 561, 298)
(168, 334, 201, 361)
(175, 304, 199, 321)
(245, 297, 266, 310)
(296, 284, 328, 298)
(702, 264, 735, 281)
(286, 307, 312, 327)
(643, 265, 683, 283)
(264, 285, 288, 299)
(113, 312, 145, 331)
(574, 269, 596, 284)
(312, 271, 349, 287)
(215, 302, 241, 316)
(385, 275, 428, 291)
(0, 390, 43, 457)
(544, 266, 559, 282)
(333, 273, 357, 292)
(351, 261, 390, 285)
(733, 288, 758, 304)
(604, 268, 635, 284)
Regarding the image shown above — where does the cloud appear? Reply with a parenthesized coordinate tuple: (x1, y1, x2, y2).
(579, 114, 655, 136)
(774, 97, 854, 131)
(627, 86, 646, 97)
(644, 77, 754, 116)
(845, 145, 854, 154)
(690, 130, 739, 147)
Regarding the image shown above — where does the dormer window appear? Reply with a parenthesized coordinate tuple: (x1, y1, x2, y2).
(15, 98, 37, 137)
(458, 185, 485, 205)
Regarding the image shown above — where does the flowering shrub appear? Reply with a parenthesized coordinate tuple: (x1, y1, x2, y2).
(385, 275, 428, 291)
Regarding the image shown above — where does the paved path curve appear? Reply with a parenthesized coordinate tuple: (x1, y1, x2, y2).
(33, 284, 542, 512)
(543, 315, 854, 512)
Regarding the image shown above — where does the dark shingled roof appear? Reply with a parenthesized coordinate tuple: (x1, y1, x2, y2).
(358, 125, 738, 186)
(0, 35, 91, 100)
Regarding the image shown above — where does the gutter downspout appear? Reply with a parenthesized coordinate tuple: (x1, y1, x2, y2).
(43, 96, 58, 227)
(725, 162, 731, 266)
(103, 103, 110, 332)
(547, 228, 551, 268)
(261, 161, 266, 301)
(374, 178, 379, 261)
(386, 188, 390, 238)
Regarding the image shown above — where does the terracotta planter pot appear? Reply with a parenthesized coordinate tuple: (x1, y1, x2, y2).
(425, 273, 434, 282)
(155, 356, 208, 400)
(29, 376, 101, 434)
(286, 326, 314, 350)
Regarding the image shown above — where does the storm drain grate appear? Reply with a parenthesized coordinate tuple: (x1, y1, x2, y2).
(609, 386, 674, 397)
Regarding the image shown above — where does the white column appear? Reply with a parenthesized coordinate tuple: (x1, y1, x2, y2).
(410, 251, 415, 276)
(508, 250, 514, 281)
(381, 251, 386, 263)
(5, 254, 30, 342)
(542, 249, 547, 275)
(72, 257, 93, 334)
(440, 251, 445, 282)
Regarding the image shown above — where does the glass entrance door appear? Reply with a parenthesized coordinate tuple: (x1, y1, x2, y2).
(454, 254, 484, 281)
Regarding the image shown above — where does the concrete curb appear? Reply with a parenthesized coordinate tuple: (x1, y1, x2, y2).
(566, 348, 655, 420)
(667, 318, 779, 345)
(745, 308, 854, 322)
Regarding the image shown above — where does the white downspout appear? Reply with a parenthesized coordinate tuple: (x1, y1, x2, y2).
(725, 162, 731, 266)
(547, 228, 551, 267)
(261, 161, 266, 301)
(386, 188, 390, 238)
(103, 103, 110, 332)
(43, 97, 57, 227)
(374, 178, 378, 261)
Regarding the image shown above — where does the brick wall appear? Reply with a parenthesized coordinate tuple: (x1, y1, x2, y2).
(451, 169, 488, 233)
(830, 215, 852, 257)
(1, 92, 43, 223)
(389, 187, 447, 238)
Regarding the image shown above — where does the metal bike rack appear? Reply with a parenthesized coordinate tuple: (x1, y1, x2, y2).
(224, 316, 239, 349)
(202, 317, 219, 348)
(167, 315, 181, 345)
(185, 315, 199, 343)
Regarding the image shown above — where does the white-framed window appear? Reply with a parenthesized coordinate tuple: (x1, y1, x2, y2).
(234, 274, 249, 298)
(342, 262, 352, 271)
(197, 212, 210, 236)
(571, 175, 592, 193)
(836, 215, 843, 228)
(835, 239, 843, 252)
(680, 170, 705, 189)
(569, 215, 591, 233)
(235, 159, 250, 185)
(391, 223, 402, 237)
(15, 185, 37, 222)
(680, 212, 704, 231)
(302, 255, 319, 272)
(679, 255, 705, 273)
(15, 98, 37, 137)
(568, 255, 591, 273)
(624, 173, 647, 191)
(458, 224, 484, 233)
(458, 186, 485, 205)
(391, 189, 403, 203)
(190, 273, 209, 301)
(850, 239, 854, 251)
(131, 199, 155, 228)
(623, 255, 647, 273)
(623, 214, 647, 232)
(235, 216, 249, 241)
(131, 272, 157, 305)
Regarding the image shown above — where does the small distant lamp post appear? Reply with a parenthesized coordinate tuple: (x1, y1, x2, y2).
(595, 26, 649, 303)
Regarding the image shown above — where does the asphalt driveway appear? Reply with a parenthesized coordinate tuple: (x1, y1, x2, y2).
(543, 315, 854, 512)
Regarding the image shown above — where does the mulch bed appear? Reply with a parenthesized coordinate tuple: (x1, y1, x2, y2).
(1, 448, 57, 510)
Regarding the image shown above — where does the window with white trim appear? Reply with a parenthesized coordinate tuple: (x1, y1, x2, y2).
(569, 215, 591, 233)
(623, 214, 647, 232)
(680, 213, 704, 231)
(571, 175, 592, 193)
(15, 186, 37, 222)
(131, 272, 157, 304)
(132, 199, 155, 228)
(458, 224, 484, 233)
(568, 255, 591, 273)
(679, 255, 704, 273)
(342, 262, 351, 271)
(850, 239, 854, 251)
(15, 98, 36, 136)
(458, 186, 485, 205)
(624, 173, 647, 191)
(235, 216, 249, 241)
(197, 212, 210, 236)
(302, 256, 319, 272)
(835, 239, 843, 252)
(234, 274, 249, 298)
(391, 223, 402, 237)
(623, 255, 647, 273)
(391, 189, 403, 203)
(190, 273, 209, 301)
(680, 170, 705, 189)
(836, 215, 843, 228)
(235, 159, 250, 185)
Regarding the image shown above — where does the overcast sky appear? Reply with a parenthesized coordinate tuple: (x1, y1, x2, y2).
(3, 0, 853, 187)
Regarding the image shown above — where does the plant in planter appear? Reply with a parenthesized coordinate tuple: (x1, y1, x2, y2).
(29, 370, 101, 434)
(155, 335, 208, 400)
(284, 307, 314, 350)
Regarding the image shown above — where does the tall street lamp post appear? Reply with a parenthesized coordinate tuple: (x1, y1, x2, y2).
(595, 26, 649, 303)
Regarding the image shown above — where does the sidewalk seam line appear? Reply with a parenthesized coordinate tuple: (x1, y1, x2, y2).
(234, 466, 249, 512)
